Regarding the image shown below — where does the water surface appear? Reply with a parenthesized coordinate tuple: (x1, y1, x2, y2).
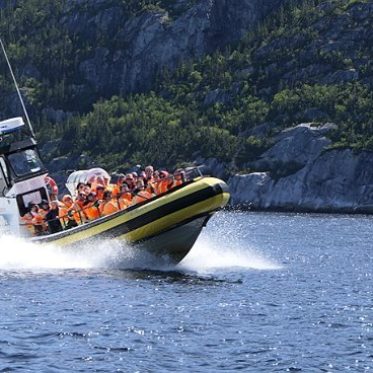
(0, 212, 372, 371)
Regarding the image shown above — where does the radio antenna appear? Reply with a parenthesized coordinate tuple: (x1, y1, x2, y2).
(0, 37, 36, 138)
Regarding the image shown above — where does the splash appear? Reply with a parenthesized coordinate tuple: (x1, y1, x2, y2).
(0, 235, 162, 271)
(0, 222, 282, 273)
(179, 234, 282, 273)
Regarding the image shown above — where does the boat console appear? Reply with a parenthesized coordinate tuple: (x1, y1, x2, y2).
(0, 117, 49, 235)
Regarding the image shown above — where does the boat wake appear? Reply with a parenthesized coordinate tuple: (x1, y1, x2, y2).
(0, 235, 159, 272)
(179, 234, 282, 274)
(0, 232, 281, 274)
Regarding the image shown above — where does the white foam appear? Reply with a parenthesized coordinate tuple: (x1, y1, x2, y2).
(0, 228, 282, 273)
(179, 234, 282, 274)
(0, 235, 149, 271)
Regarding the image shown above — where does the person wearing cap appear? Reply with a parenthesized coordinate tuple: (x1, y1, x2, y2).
(99, 190, 119, 216)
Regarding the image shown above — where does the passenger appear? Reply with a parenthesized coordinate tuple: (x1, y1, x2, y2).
(29, 204, 45, 235)
(156, 170, 173, 195)
(95, 185, 105, 201)
(83, 183, 91, 196)
(131, 172, 139, 185)
(84, 192, 101, 221)
(125, 174, 136, 192)
(60, 195, 80, 228)
(21, 206, 36, 235)
(75, 193, 89, 222)
(145, 165, 154, 182)
(44, 200, 63, 234)
(77, 182, 87, 196)
(75, 192, 87, 210)
(172, 169, 186, 188)
(131, 179, 154, 205)
(118, 184, 133, 210)
(99, 191, 119, 216)
(109, 173, 125, 197)
(144, 165, 156, 193)
(91, 176, 107, 193)
(139, 171, 146, 181)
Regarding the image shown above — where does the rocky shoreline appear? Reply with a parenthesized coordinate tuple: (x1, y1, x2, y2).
(223, 123, 373, 214)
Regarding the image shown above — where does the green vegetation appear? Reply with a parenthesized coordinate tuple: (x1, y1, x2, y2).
(1, 0, 372, 172)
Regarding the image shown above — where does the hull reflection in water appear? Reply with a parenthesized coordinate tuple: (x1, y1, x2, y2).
(31, 177, 230, 264)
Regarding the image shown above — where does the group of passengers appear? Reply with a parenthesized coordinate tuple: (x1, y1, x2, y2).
(22, 166, 187, 235)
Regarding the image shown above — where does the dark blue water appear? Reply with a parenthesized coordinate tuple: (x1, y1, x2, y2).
(0, 212, 372, 372)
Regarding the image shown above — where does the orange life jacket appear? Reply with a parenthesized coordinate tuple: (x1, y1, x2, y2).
(173, 179, 183, 188)
(31, 211, 45, 226)
(84, 202, 101, 221)
(118, 194, 132, 210)
(132, 190, 153, 205)
(60, 202, 84, 225)
(156, 179, 172, 195)
(99, 199, 119, 216)
(110, 184, 121, 198)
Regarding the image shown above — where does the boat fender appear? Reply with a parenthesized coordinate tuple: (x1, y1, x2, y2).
(45, 175, 59, 196)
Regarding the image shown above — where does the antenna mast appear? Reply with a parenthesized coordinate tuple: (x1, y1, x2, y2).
(0, 37, 36, 138)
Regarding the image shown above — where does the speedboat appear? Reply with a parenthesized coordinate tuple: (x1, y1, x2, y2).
(0, 38, 229, 263)
(0, 117, 230, 263)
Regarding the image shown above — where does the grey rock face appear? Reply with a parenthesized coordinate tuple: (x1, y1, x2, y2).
(229, 123, 373, 213)
(74, 0, 284, 94)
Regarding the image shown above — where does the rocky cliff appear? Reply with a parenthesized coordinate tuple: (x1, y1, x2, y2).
(0, 0, 285, 117)
(229, 123, 373, 213)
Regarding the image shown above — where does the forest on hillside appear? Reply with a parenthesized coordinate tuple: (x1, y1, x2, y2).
(0, 0, 372, 173)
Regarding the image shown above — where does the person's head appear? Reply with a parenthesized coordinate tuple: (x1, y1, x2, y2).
(77, 182, 85, 193)
(62, 195, 73, 207)
(145, 165, 154, 178)
(40, 200, 50, 211)
(117, 173, 125, 186)
(120, 184, 130, 194)
(83, 184, 91, 195)
(159, 170, 169, 179)
(87, 192, 97, 202)
(30, 203, 39, 213)
(153, 170, 160, 181)
(103, 190, 112, 201)
(77, 193, 86, 202)
(96, 185, 105, 194)
(50, 200, 59, 210)
(125, 174, 134, 186)
(136, 179, 145, 190)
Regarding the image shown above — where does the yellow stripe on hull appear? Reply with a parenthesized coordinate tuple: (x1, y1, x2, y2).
(122, 192, 230, 242)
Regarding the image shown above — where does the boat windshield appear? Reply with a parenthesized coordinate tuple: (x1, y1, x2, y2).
(7, 149, 44, 177)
